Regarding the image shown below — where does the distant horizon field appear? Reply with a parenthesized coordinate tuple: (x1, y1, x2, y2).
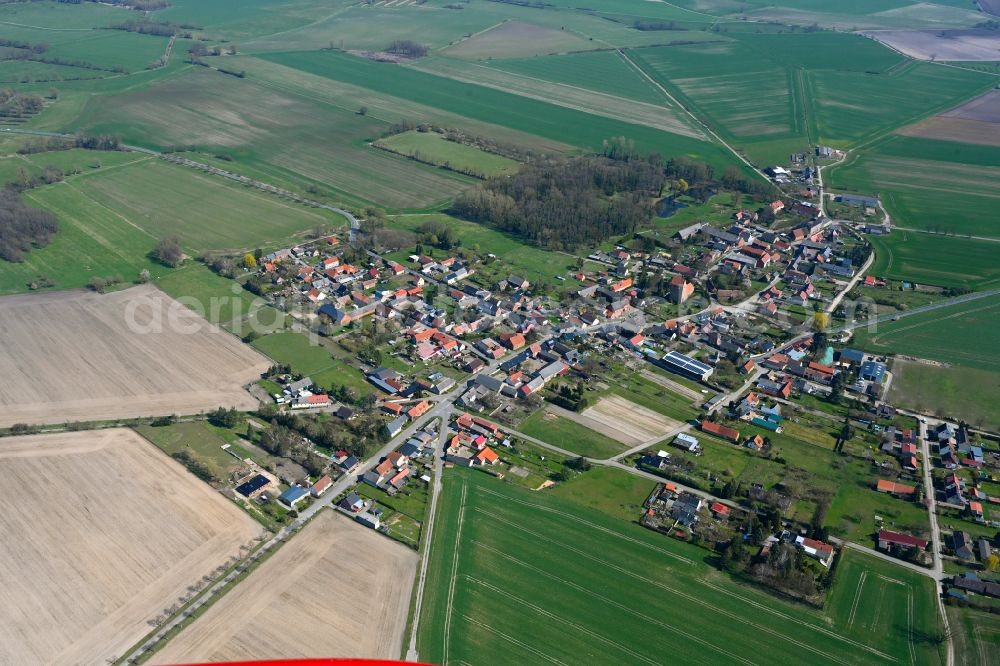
(258, 50, 736, 169)
(416, 466, 945, 665)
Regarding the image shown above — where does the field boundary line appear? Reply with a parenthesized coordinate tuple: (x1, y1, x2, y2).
(696, 579, 895, 661)
(870, 580, 884, 633)
(466, 576, 662, 666)
(476, 486, 693, 563)
(907, 589, 916, 666)
(471, 539, 755, 666)
(60, 179, 160, 240)
(461, 614, 567, 665)
(478, 509, 857, 665)
(442, 478, 467, 666)
(616, 48, 767, 179)
(848, 571, 867, 627)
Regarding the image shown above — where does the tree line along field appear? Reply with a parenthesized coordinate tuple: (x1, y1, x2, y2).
(828, 135, 1000, 241)
(416, 467, 945, 666)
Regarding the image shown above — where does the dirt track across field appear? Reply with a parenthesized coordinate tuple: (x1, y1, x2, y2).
(580, 395, 682, 444)
(150, 510, 417, 664)
(0, 285, 269, 427)
(0, 429, 265, 666)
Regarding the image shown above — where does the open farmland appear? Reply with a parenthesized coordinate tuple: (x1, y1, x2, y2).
(830, 136, 1000, 241)
(376, 130, 519, 177)
(63, 159, 344, 251)
(411, 56, 704, 139)
(889, 360, 1000, 431)
(897, 89, 1000, 147)
(149, 510, 417, 665)
(0, 285, 269, 427)
(867, 232, 1000, 289)
(580, 394, 682, 445)
(258, 50, 734, 168)
(443, 20, 592, 59)
(71, 68, 473, 210)
(629, 33, 992, 163)
(947, 605, 1000, 666)
(0, 1, 171, 74)
(0, 428, 265, 666)
(415, 467, 945, 665)
(851, 292, 1000, 370)
(861, 29, 1000, 61)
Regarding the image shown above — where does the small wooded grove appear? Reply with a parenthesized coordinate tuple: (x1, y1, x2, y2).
(0, 189, 58, 262)
(450, 154, 666, 251)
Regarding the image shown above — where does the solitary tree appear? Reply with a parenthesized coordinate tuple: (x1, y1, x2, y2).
(244, 253, 257, 269)
(153, 237, 183, 267)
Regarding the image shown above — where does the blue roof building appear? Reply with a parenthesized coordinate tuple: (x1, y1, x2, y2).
(859, 361, 887, 382)
(278, 485, 309, 507)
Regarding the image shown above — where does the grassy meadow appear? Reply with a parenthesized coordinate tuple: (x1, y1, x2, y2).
(375, 130, 519, 177)
(889, 360, 1000, 432)
(517, 409, 629, 459)
(415, 466, 945, 666)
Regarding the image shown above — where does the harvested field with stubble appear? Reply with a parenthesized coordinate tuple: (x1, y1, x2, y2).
(0, 429, 265, 666)
(150, 510, 418, 665)
(0, 285, 269, 427)
(581, 394, 682, 444)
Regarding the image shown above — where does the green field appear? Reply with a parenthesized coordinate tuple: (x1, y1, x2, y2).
(258, 50, 735, 168)
(154, 264, 286, 333)
(415, 466, 945, 665)
(517, 409, 628, 459)
(134, 420, 250, 483)
(376, 130, 519, 177)
(889, 360, 1000, 431)
(868, 232, 1000, 290)
(947, 605, 1000, 666)
(67, 67, 475, 210)
(0, 1, 171, 74)
(851, 293, 1000, 370)
(0, 149, 141, 187)
(490, 50, 674, 106)
(630, 34, 993, 165)
(250, 330, 373, 397)
(0, 182, 166, 295)
(63, 158, 344, 252)
(829, 136, 1000, 240)
(386, 213, 580, 284)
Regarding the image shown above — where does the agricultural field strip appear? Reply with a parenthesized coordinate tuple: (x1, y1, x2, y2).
(410, 58, 704, 139)
(867, 300, 1000, 344)
(441, 479, 468, 666)
(465, 577, 662, 666)
(478, 509, 873, 665)
(474, 496, 896, 663)
(470, 540, 756, 666)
